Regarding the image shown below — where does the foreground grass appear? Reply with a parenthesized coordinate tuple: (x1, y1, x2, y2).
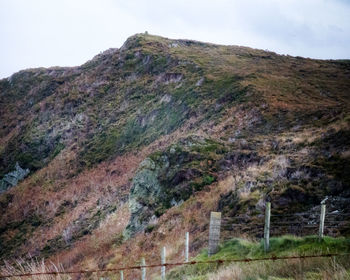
(0, 258, 70, 280)
(1, 236, 350, 279)
(167, 235, 350, 280)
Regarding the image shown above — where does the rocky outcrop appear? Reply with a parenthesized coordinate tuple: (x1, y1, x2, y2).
(123, 136, 264, 238)
(0, 162, 29, 193)
(123, 136, 225, 238)
(123, 158, 166, 239)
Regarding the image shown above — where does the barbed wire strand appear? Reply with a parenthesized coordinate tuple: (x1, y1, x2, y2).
(1, 253, 350, 278)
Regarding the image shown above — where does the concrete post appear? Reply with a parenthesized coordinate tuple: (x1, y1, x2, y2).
(208, 212, 221, 256)
(319, 203, 326, 239)
(185, 232, 189, 262)
(161, 246, 166, 280)
(264, 202, 271, 252)
(141, 257, 146, 280)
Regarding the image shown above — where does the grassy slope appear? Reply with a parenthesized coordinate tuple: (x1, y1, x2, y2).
(167, 235, 350, 280)
(0, 34, 349, 276)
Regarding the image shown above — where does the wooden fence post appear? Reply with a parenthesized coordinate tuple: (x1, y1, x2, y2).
(264, 202, 271, 252)
(120, 270, 124, 280)
(141, 257, 146, 280)
(319, 203, 326, 240)
(208, 212, 221, 256)
(161, 246, 166, 280)
(185, 232, 189, 262)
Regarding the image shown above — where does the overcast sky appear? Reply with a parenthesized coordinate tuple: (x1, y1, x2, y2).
(1, 0, 350, 78)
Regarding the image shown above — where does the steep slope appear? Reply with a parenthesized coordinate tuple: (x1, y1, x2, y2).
(0, 34, 349, 275)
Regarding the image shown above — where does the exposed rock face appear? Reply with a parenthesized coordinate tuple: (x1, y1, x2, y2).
(124, 136, 263, 238)
(0, 162, 29, 193)
(124, 136, 222, 238)
(124, 158, 166, 239)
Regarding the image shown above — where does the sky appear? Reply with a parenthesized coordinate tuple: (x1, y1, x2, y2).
(0, 0, 350, 79)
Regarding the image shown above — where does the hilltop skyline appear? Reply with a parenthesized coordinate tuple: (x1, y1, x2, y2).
(1, 0, 350, 79)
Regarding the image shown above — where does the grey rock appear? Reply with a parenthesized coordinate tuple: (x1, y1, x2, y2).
(123, 136, 223, 239)
(195, 77, 204, 86)
(123, 158, 167, 239)
(0, 162, 30, 193)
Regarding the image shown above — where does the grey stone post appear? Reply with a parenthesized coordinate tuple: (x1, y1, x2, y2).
(185, 232, 189, 262)
(319, 203, 326, 239)
(161, 246, 166, 280)
(208, 212, 221, 256)
(264, 202, 271, 252)
(141, 257, 146, 280)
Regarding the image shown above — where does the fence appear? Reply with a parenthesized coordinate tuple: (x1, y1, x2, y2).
(219, 201, 350, 252)
(1, 253, 349, 279)
(1, 201, 349, 279)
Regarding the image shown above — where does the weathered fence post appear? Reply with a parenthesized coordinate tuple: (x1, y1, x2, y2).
(208, 211, 222, 256)
(141, 257, 146, 280)
(319, 203, 326, 240)
(264, 202, 271, 252)
(161, 246, 166, 280)
(185, 232, 189, 262)
(299, 258, 305, 280)
(120, 270, 124, 280)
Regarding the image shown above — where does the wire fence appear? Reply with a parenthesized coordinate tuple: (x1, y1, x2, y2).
(1, 204, 349, 279)
(220, 209, 350, 240)
(1, 253, 349, 278)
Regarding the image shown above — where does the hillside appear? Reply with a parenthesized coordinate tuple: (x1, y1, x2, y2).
(0, 33, 350, 278)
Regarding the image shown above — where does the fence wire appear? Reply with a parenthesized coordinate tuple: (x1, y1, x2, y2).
(1, 253, 350, 278)
(221, 210, 349, 238)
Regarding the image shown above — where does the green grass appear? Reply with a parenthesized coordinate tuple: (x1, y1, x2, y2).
(200, 235, 350, 260)
(167, 235, 350, 280)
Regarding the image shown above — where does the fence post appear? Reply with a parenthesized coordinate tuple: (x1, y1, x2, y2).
(319, 203, 326, 240)
(161, 246, 166, 280)
(264, 202, 271, 252)
(185, 232, 189, 262)
(141, 257, 146, 280)
(208, 211, 221, 256)
(120, 270, 124, 280)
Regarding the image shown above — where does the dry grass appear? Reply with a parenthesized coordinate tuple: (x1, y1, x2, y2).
(0, 112, 205, 269)
(0, 149, 141, 265)
(206, 258, 350, 280)
(105, 178, 228, 279)
(208, 265, 242, 280)
(0, 258, 70, 280)
(50, 203, 130, 270)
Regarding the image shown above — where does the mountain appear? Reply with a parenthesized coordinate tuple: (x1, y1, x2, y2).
(0, 33, 350, 276)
